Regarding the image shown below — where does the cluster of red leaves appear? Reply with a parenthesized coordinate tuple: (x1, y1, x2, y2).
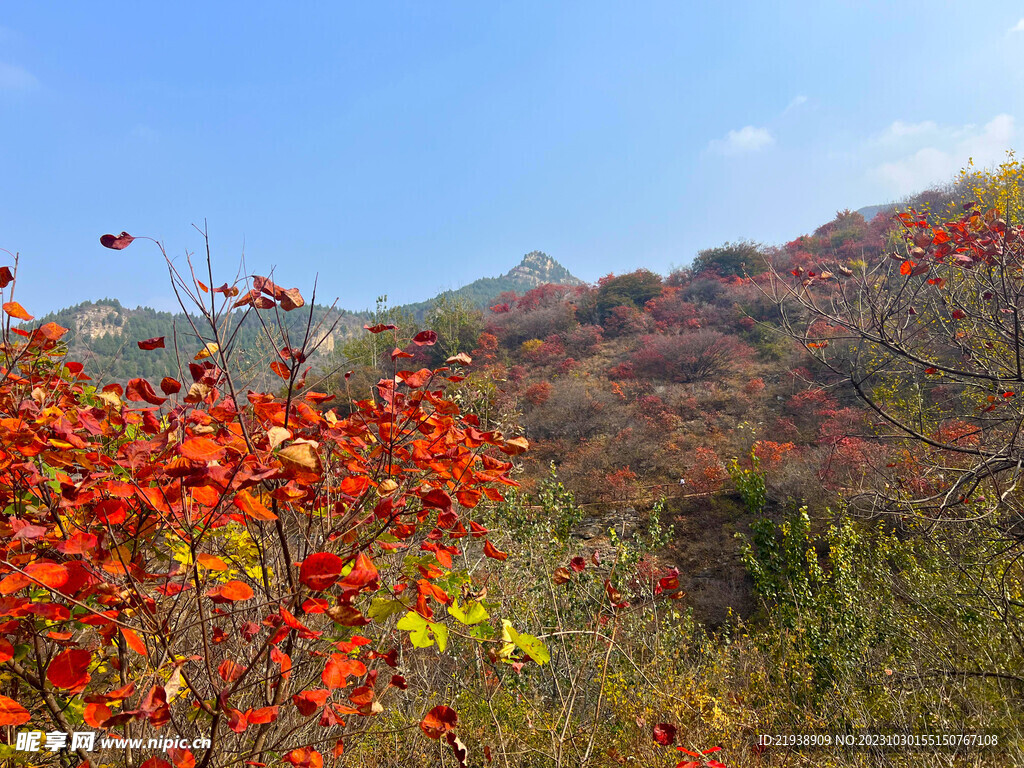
(652, 724, 727, 767)
(0, 250, 526, 765)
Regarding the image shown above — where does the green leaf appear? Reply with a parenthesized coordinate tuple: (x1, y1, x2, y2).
(470, 623, 495, 641)
(447, 600, 489, 626)
(430, 621, 449, 652)
(368, 598, 406, 622)
(397, 612, 433, 648)
(501, 619, 550, 665)
(396, 611, 449, 651)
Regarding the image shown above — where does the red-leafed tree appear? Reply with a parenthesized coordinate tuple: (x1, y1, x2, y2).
(0, 233, 538, 766)
(768, 199, 1024, 657)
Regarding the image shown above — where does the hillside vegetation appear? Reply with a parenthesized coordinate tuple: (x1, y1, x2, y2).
(0, 160, 1022, 768)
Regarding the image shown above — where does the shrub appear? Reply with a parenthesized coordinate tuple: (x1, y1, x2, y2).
(0, 233, 536, 767)
(629, 330, 751, 383)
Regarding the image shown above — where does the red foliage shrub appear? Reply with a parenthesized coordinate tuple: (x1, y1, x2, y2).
(645, 287, 701, 331)
(602, 304, 654, 337)
(524, 381, 554, 405)
(564, 324, 604, 356)
(629, 331, 751, 383)
(743, 377, 765, 396)
(686, 446, 727, 494)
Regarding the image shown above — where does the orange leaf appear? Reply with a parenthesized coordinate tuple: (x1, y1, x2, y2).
(121, 628, 148, 656)
(322, 655, 367, 689)
(218, 660, 246, 682)
(197, 553, 229, 571)
(207, 581, 254, 603)
(233, 489, 277, 521)
(0, 694, 31, 725)
(180, 437, 226, 462)
(84, 701, 112, 727)
(3, 301, 33, 321)
(500, 436, 529, 456)
(270, 361, 290, 379)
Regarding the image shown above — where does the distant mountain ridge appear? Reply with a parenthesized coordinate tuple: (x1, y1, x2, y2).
(32, 250, 582, 382)
(399, 251, 582, 318)
(856, 203, 897, 221)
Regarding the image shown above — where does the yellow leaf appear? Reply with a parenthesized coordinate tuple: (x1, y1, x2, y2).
(266, 426, 291, 450)
(194, 342, 220, 360)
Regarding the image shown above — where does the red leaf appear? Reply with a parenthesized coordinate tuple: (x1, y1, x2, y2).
(399, 368, 433, 388)
(653, 723, 677, 746)
(248, 706, 279, 724)
(292, 689, 330, 717)
(160, 377, 182, 395)
(138, 336, 166, 350)
(322, 655, 367, 690)
(336, 552, 379, 591)
(126, 378, 167, 405)
(900, 260, 914, 275)
(283, 747, 323, 768)
(180, 436, 226, 462)
(218, 660, 247, 682)
(951, 309, 966, 319)
(85, 701, 112, 727)
(299, 552, 345, 591)
(0, 562, 69, 594)
(100, 231, 135, 250)
(0, 266, 12, 288)
(483, 540, 508, 561)
(47, 648, 92, 689)
(413, 330, 438, 346)
(569, 556, 586, 573)
(207, 581, 254, 603)
(420, 705, 458, 739)
(363, 323, 397, 334)
(2, 302, 32, 321)
(0, 695, 30, 725)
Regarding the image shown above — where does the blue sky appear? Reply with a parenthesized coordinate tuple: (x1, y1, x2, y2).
(2, 2, 1023, 314)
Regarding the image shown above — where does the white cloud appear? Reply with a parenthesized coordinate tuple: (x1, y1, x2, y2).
(784, 95, 808, 113)
(869, 114, 1015, 196)
(0, 62, 38, 90)
(1010, 18, 1024, 32)
(708, 125, 774, 156)
(879, 119, 938, 141)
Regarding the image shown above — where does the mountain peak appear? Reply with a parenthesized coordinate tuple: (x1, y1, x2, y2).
(503, 251, 582, 289)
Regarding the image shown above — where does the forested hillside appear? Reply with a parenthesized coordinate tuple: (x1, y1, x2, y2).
(1, 159, 1022, 768)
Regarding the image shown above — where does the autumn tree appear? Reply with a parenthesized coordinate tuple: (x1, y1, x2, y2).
(691, 240, 767, 278)
(768, 184, 1024, 665)
(0, 232, 537, 767)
